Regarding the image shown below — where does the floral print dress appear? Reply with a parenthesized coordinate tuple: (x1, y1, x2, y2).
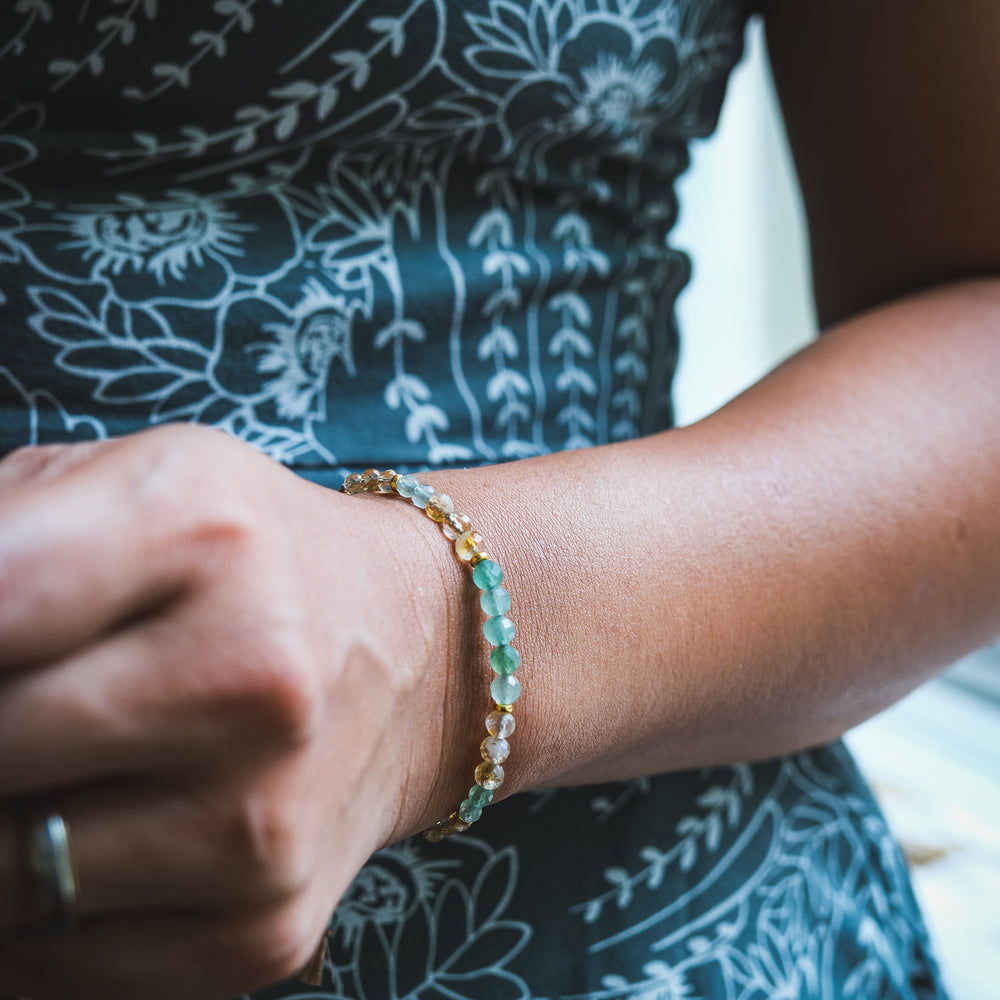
(0, 2, 946, 997)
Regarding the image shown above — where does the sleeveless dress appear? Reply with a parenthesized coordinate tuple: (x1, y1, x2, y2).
(0, 2, 947, 997)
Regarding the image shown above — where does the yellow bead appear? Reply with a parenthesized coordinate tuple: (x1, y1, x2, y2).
(475, 760, 505, 790)
(456, 530, 486, 562)
(425, 493, 454, 522)
(360, 468, 379, 491)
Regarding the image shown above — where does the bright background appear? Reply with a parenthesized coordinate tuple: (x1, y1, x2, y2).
(671, 19, 1000, 1000)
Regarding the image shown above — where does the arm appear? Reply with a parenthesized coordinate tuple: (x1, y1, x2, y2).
(1, 3, 997, 996)
(400, 0, 1000, 823)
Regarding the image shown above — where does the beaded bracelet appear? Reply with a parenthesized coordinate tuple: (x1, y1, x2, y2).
(340, 468, 521, 841)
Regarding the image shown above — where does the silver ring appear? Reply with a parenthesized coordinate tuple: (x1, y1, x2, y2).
(24, 809, 79, 935)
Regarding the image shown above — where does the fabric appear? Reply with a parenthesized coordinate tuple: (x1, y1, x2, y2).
(0, 2, 946, 997)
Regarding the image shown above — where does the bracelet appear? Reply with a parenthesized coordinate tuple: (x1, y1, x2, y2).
(340, 468, 522, 842)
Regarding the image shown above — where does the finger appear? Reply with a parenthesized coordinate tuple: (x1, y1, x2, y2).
(0, 770, 318, 927)
(0, 428, 249, 669)
(0, 596, 310, 796)
(0, 899, 332, 1000)
(0, 441, 108, 492)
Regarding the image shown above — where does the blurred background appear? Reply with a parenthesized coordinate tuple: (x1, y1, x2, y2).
(671, 18, 1000, 1000)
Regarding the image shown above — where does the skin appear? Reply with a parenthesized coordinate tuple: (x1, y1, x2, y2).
(0, 0, 999, 996)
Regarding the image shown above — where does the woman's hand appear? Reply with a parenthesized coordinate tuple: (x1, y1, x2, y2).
(0, 425, 467, 1000)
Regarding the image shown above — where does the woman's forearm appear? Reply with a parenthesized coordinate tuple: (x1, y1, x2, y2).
(400, 278, 1000, 824)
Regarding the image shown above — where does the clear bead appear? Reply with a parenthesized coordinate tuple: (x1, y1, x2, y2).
(359, 468, 380, 491)
(342, 473, 365, 495)
(486, 710, 515, 738)
(481, 736, 510, 764)
(412, 483, 436, 509)
(396, 474, 419, 498)
(442, 512, 472, 541)
(425, 493, 454, 522)
(456, 530, 486, 562)
(475, 761, 505, 790)
(377, 470, 397, 493)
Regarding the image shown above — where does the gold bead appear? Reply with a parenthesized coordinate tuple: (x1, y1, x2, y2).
(390, 473, 402, 493)
(495, 703, 514, 713)
(470, 550, 492, 566)
(448, 811, 472, 833)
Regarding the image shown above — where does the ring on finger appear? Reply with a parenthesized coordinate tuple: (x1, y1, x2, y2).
(20, 805, 80, 935)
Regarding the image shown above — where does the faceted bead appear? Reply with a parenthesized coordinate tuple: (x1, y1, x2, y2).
(468, 784, 494, 808)
(377, 470, 397, 493)
(342, 473, 365, 494)
(359, 468, 380, 491)
(472, 559, 504, 590)
(458, 799, 483, 824)
(442, 512, 472, 541)
(455, 530, 486, 562)
(490, 644, 521, 675)
(449, 811, 472, 833)
(491, 673, 522, 705)
(483, 615, 515, 646)
(396, 474, 419, 498)
(480, 585, 511, 617)
(486, 710, 515, 738)
(423, 823, 446, 843)
(481, 735, 510, 763)
(475, 760, 505, 790)
(412, 483, 436, 509)
(424, 493, 454, 522)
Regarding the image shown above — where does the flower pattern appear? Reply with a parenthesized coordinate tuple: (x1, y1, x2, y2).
(0, 3, 947, 998)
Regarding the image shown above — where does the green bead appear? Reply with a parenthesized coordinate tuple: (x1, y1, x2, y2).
(483, 615, 515, 646)
(472, 559, 503, 590)
(458, 799, 483, 824)
(490, 644, 521, 675)
(491, 673, 522, 705)
(468, 784, 494, 809)
(480, 586, 511, 617)
(396, 474, 419, 498)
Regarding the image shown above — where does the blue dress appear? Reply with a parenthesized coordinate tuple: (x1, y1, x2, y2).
(0, 2, 946, 997)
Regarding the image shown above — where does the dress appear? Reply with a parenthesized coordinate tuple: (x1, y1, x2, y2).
(0, 2, 946, 997)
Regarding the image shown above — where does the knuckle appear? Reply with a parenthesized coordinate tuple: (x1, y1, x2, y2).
(215, 788, 313, 901)
(240, 632, 322, 747)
